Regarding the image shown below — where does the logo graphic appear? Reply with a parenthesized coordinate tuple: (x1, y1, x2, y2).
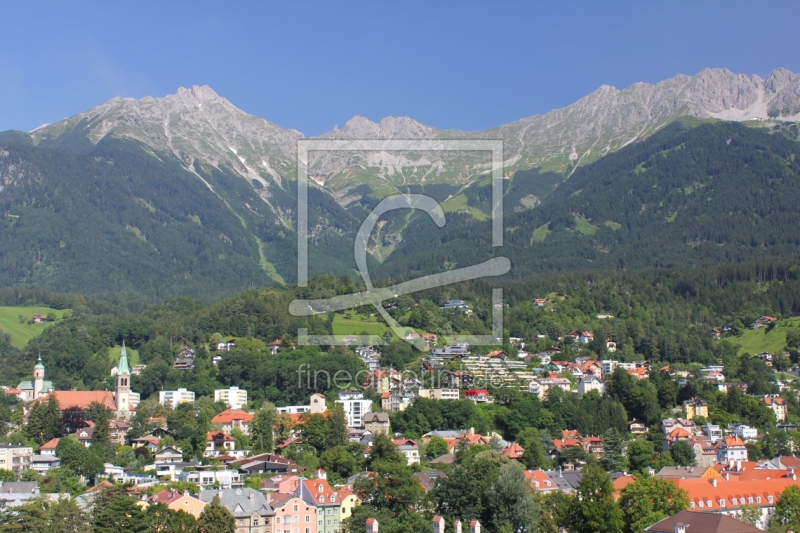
(289, 140, 509, 350)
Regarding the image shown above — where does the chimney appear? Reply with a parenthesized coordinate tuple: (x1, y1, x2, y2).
(674, 523, 686, 533)
(249, 490, 255, 503)
(725, 473, 730, 481)
(454, 520, 462, 533)
(366, 518, 379, 533)
(433, 516, 445, 533)
(470, 519, 481, 533)
(712, 478, 717, 487)
(265, 491, 271, 505)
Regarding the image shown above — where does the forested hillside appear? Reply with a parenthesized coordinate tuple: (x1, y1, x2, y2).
(376, 121, 800, 280)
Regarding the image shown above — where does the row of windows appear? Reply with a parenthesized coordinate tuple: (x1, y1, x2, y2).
(689, 495, 773, 509)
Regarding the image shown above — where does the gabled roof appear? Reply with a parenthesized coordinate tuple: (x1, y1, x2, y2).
(211, 409, 254, 424)
(37, 390, 115, 410)
(646, 510, 762, 533)
(40, 438, 60, 451)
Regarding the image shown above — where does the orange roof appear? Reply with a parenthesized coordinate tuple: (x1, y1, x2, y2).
(4, 388, 22, 395)
(553, 438, 581, 451)
(207, 431, 236, 441)
(40, 437, 60, 450)
(716, 436, 745, 448)
(38, 390, 115, 410)
(380, 392, 391, 399)
(668, 428, 691, 438)
(612, 474, 636, 499)
(524, 469, 556, 490)
(668, 476, 800, 511)
(562, 430, 581, 439)
(502, 442, 525, 458)
(762, 397, 786, 406)
(211, 408, 254, 424)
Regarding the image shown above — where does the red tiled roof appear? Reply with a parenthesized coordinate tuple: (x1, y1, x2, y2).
(40, 437, 60, 450)
(38, 390, 115, 410)
(207, 431, 236, 441)
(211, 408, 254, 424)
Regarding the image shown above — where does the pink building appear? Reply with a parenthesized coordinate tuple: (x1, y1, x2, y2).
(261, 474, 301, 494)
(270, 492, 317, 533)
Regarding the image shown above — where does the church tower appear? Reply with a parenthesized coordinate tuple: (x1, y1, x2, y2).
(115, 341, 131, 420)
(33, 355, 45, 400)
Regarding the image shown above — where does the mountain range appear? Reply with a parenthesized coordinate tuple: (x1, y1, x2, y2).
(1, 67, 799, 302)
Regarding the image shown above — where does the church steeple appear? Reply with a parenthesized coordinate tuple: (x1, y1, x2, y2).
(115, 341, 131, 419)
(33, 355, 45, 399)
(118, 341, 130, 376)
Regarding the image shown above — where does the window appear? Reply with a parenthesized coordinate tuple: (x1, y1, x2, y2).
(757, 497, 762, 504)
(254, 519, 260, 526)
(277, 518, 281, 524)
(190, 510, 194, 515)
(769, 496, 774, 504)
(719, 500, 725, 508)
(698, 501, 704, 508)
(306, 516, 310, 522)
(294, 517, 299, 523)
(690, 502, 695, 509)
(732, 498, 738, 506)
(706, 500, 712, 507)
(294, 505, 298, 512)
(240, 520, 246, 526)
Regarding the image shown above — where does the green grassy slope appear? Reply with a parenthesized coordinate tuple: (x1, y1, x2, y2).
(734, 319, 800, 355)
(0, 306, 70, 348)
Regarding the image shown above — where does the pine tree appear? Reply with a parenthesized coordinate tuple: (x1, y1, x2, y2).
(92, 485, 150, 533)
(600, 428, 627, 472)
(326, 405, 349, 448)
(25, 395, 61, 445)
(567, 464, 624, 533)
(196, 496, 235, 533)
(251, 406, 275, 453)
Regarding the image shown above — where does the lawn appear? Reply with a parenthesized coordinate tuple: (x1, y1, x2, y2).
(107, 345, 140, 367)
(440, 194, 489, 221)
(0, 306, 71, 348)
(331, 313, 429, 342)
(733, 318, 800, 355)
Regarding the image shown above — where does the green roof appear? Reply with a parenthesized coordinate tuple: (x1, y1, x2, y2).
(118, 341, 130, 375)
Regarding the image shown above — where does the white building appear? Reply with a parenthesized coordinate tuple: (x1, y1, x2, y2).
(276, 393, 328, 416)
(159, 388, 196, 408)
(716, 436, 748, 464)
(214, 386, 248, 409)
(336, 392, 373, 429)
(577, 375, 605, 396)
(729, 424, 758, 441)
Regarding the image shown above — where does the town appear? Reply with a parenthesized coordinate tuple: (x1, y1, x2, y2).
(2, 292, 800, 533)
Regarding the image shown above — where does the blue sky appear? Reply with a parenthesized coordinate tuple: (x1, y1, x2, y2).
(1, 1, 798, 136)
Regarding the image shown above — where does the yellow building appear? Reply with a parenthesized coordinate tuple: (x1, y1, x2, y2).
(682, 398, 709, 420)
(145, 489, 208, 518)
(337, 485, 361, 524)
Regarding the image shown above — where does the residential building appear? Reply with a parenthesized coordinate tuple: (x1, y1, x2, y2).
(335, 392, 372, 429)
(688, 439, 719, 468)
(0, 481, 41, 507)
(199, 488, 273, 532)
(363, 412, 390, 436)
(463, 389, 491, 403)
(701, 424, 723, 442)
(296, 478, 342, 533)
(628, 420, 647, 434)
(233, 453, 305, 476)
(0, 444, 33, 475)
(417, 388, 459, 401)
(759, 396, 787, 422)
(30, 454, 60, 473)
(664, 473, 800, 530)
(146, 489, 208, 518)
(392, 439, 420, 465)
(269, 492, 317, 533)
(577, 375, 604, 396)
(502, 443, 525, 460)
(729, 424, 758, 441)
(215, 386, 248, 409)
(180, 469, 243, 489)
(109, 419, 131, 445)
(662, 418, 697, 436)
(159, 388, 196, 408)
(683, 398, 709, 420)
(205, 431, 236, 457)
(276, 394, 328, 417)
(337, 485, 359, 525)
(154, 446, 184, 464)
(261, 474, 301, 494)
(39, 438, 59, 456)
(530, 379, 571, 400)
(429, 343, 470, 360)
(211, 408, 255, 435)
(716, 436, 748, 464)
(414, 471, 446, 492)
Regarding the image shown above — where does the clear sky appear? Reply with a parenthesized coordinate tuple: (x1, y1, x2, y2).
(1, 1, 798, 136)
